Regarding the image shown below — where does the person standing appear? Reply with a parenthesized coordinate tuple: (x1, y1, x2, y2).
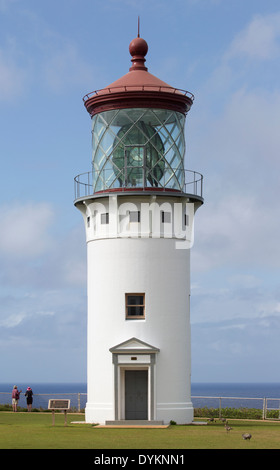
(24, 387, 33, 412)
(12, 385, 22, 412)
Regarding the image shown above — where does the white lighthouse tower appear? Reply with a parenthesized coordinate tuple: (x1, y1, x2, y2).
(74, 34, 203, 425)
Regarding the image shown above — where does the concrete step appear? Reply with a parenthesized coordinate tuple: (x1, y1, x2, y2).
(105, 420, 164, 426)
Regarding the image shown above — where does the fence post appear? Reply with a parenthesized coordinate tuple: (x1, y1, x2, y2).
(219, 397, 222, 418)
(262, 397, 266, 420)
(78, 392, 81, 413)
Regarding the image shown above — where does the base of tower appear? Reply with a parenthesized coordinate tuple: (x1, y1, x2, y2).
(156, 401, 194, 425)
(85, 401, 194, 425)
(85, 402, 114, 424)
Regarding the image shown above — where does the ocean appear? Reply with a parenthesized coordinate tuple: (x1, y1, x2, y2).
(1, 382, 279, 395)
(191, 382, 280, 399)
(1, 382, 280, 410)
(0, 382, 87, 394)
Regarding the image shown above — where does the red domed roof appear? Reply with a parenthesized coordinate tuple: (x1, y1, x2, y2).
(83, 36, 194, 116)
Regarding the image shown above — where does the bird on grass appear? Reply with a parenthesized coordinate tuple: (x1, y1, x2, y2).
(242, 433, 252, 440)
(225, 424, 233, 432)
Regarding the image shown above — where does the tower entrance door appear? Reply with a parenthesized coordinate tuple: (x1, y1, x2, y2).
(125, 370, 148, 420)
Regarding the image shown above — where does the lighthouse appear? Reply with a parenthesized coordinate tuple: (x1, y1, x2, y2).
(74, 33, 203, 425)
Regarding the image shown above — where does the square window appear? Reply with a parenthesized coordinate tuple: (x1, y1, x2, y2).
(129, 211, 140, 223)
(101, 213, 109, 224)
(126, 293, 145, 319)
(161, 211, 171, 223)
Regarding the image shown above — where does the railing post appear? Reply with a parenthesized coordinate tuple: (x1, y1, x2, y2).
(219, 397, 222, 418)
(78, 392, 81, 413)
(262, 397, 266, 420)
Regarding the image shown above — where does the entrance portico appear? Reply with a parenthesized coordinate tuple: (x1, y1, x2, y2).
(109, 337, 160, 424)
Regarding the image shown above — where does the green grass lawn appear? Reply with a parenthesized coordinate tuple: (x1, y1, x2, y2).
(0, 412, 279, 449)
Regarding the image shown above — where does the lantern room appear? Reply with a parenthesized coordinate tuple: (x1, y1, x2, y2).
(77, 36, 201, 199)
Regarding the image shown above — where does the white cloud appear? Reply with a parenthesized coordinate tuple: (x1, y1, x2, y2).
(0, 286, 85, 353)
(0, 47, 27, 101)
(226, 12, 280, 61)
(192, 84, 280, 274)
(216, 88, 280, 167)
(258, 301, 280, 317)
(228, 274, 262, 289)
(0, 6, 96, 100)
(193, 192, 280, 274)
(42, 42, 95, 93)
(0, 296, 56, 328)
(0, 0, 18, 12)
(0, 312, 26, 328)
(0, 202, 54, 258)
(0, 200, 86, 294)
(218, 323, 246, 331)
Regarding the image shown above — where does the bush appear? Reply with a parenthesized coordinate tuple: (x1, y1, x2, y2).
(0, 404, 13, 412)
(194, 407, 265, 420)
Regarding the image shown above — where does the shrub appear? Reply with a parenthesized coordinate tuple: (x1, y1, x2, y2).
(194, 407, 265, 420)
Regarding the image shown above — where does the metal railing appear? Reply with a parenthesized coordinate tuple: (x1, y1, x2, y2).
(83, 85, 195, 103)
(1, 392, 279, 419)
(74, 168, 203, 201)
(192, 396, 280, 420)
(264, 398, 280, 419)
(0, 392, 87, 412)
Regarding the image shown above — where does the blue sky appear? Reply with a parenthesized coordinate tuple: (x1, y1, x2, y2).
(0, 0, 280, 384)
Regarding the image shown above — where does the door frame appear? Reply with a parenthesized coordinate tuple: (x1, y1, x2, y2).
(123, 367, 149, 420)
(110, 337, 159, 421)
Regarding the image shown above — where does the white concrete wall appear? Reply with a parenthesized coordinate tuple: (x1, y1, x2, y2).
(78, 194, 194, 424)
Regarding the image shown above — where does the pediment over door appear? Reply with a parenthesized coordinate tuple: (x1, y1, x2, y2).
(109, 337, 160, 355)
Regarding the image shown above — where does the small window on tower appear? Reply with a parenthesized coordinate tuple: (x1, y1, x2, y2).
(87, 216, 90, 227)
(129, 211, 140, 223)
(161, 211, 171, 223)
(126, 294, 145, 319)
(101, 213, 109, 224)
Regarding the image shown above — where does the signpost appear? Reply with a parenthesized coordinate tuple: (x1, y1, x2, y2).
(48, 399, 70, 426)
